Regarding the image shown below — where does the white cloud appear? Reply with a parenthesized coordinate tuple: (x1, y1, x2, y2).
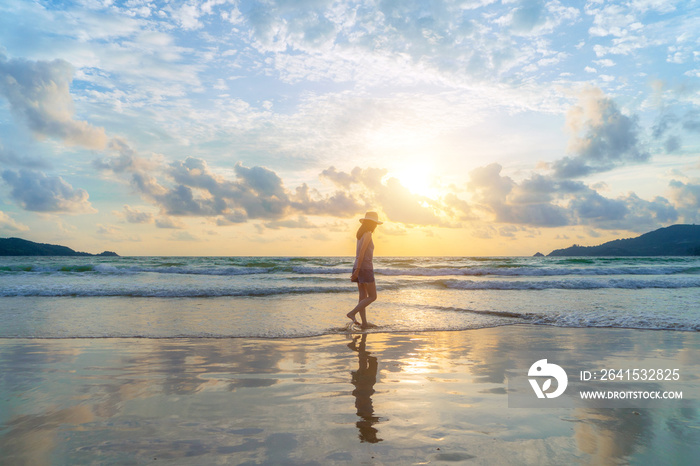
(0, 141, 52, 169)
(120, 205, 154, 224)
(587, 3, 634, 38)
(155, 216, 186, 229)
(669, 179, 700, 223)
(97, 223, 122, 236)
(465, 162, 678, 232)
(263, 215, 315, 230)
(170, 230, 199, 241)
(499, 0, 579, 36)
(594, 59, 615, 67)
(1, 169, 96, 213)
(95, 223, 141, 242)
(0, 55, 108, 149)
(553, 87, 649, 178)
(169, 2, 204, 30)
(593, 37, 649, 57)
(0, 211, 29, 232)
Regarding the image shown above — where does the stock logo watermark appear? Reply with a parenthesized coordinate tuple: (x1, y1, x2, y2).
(528, 359, 568, 399)
(508, 357, 686, 408)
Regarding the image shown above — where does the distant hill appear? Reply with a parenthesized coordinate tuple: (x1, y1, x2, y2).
(0, 237, 118, 257)
(548, 225, 700, 256)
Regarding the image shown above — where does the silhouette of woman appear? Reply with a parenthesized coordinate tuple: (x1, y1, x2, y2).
(347, 211, 382, 328)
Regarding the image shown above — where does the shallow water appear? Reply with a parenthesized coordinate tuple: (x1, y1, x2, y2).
(1, 327, 698, 464)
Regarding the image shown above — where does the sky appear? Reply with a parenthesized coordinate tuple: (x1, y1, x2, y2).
(0, 0, 699, 256)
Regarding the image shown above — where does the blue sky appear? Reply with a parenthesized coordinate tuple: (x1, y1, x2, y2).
(0, 0, 698, 256)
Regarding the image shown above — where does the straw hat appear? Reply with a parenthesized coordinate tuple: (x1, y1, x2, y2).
(359, 211, 383, 225)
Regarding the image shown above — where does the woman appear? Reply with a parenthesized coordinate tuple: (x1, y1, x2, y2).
(347, 211, 382, 328)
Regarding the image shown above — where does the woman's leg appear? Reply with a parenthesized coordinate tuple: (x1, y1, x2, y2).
(358, 282, 368, 303)
(354, 282, 377, 327)
(347, 283, 368, 323)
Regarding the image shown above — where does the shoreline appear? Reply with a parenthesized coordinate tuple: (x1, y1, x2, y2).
(1, 325, 699, 464)
(1, 321, 698, 341)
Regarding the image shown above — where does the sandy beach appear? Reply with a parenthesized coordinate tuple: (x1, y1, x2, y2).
(1, 325, 698, 464)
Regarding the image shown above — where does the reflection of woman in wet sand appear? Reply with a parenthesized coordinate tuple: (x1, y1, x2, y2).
(347, 212, 382, 328)
(348, 333, 382, 443)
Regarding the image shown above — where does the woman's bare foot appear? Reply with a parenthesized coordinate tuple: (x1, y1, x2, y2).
(346, 312, 360, 325)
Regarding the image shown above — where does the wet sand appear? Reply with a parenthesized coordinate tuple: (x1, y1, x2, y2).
(1, 325, 699, 464)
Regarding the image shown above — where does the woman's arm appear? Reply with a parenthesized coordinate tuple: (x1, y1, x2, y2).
(355, 231, 372, 269)
(351, 231, 372, 280)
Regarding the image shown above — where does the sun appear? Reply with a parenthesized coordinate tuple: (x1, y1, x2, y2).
(391, 163, 439, 198)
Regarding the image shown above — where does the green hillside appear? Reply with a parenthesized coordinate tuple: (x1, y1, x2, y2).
(0, 237, 118, 256)
(548, 225, 700, 256)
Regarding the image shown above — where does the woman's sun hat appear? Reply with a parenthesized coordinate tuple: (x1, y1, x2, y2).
(359, 211, 383, 225)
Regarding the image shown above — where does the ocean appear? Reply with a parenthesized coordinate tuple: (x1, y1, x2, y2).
(1, 255, 699, 338)
(2, 255, 700, 464)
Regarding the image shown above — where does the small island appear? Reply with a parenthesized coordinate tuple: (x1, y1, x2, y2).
(0, 237, 119, 257)
(547, 224, 700, 256)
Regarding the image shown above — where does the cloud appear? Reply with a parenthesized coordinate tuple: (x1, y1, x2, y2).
(587, 3, 638, 38)
(468, 164, 571, 227)
(220, 0, 581, 87)
(442, 192, 477, 221)
(669, 179, 700, 223)
(93, 138, 143, 173)
(120, 205, 154, 224)
(628, 193, 678, 224)
(569, 190, 679, 232)
(96, 223, 140, 242)
(290, 183, 364, 218)
(263, 215, 315, 230)
(510, 173, 586, 204)
(663, 135, 681, 153)
(567, 189, 628, 224)
(652, 110, 679, 139)
(102, 153, 469, 228)
(321, 166, 381, 190)
(468, 163, 517, 206)
(96, 224, 122, 236)
(0, 211, 29, 232)
(155, 216, 186, 229)
(105, 156, 366, 224)
(0, 55, 107, 149)
(159, 158, 290, 219)
(170, 231, 199, 241)
(651, 109, 700, 154)
(466, 163, 677, 232)
(508, 0, 547, 34)
(321, 166, 448, 226)
(1, 169, 95, 213)
(587, 0, 676, 40)
(159, 183, 228, 217)
(231, 163, 290, 219)
(682, 111, 700, 133)
(552, 88, 649, 178)
(168, 2, 204, 30)
(117, 204, 185, 229)
(376, 177, 446, 226)
(0, 141, 52, 169)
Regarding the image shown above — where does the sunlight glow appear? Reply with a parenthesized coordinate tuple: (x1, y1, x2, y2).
(401, 357, 433, 376)
(391, 163, 440, 198)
